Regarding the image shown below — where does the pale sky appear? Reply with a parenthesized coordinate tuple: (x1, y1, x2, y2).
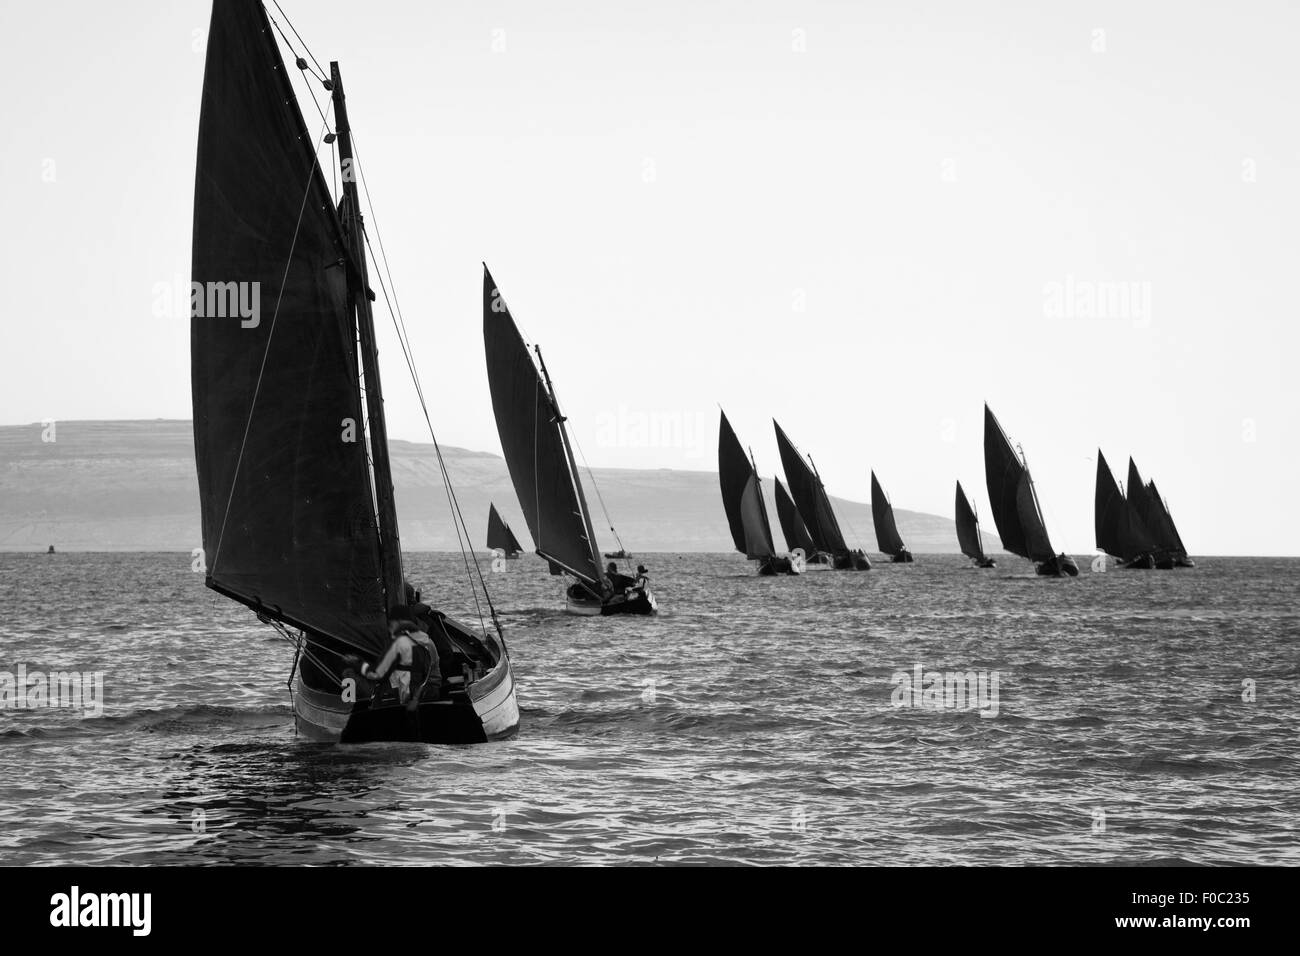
(2, 1, 1297, 555)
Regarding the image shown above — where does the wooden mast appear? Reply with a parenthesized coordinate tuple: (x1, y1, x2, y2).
(331, 61, 404, 610)
(535, 345, 606, 589)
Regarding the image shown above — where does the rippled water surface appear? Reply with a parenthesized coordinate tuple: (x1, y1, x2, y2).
(0, 552, 1296, 866)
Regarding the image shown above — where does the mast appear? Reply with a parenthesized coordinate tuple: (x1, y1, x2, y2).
(331, 61, 403, 610)
(535, 346, 605, 584)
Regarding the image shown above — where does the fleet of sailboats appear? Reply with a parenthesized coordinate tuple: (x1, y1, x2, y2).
(718, 411, 802, 575)
(184, 1, 1201, 750)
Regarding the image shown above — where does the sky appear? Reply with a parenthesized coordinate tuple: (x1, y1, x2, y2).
(2, 0, 1297, 555)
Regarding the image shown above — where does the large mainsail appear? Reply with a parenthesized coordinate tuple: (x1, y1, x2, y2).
(774, 478, 817, 556)
(984, 405, 1055, 562)
(483, 267, 603, 585)
(870, 472, 907, 557)
(191, 0, 388, 655)
(954, 481, 986, 561)
(774, 421, 848, 553)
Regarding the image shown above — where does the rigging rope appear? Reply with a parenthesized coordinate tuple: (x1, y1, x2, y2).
(350, 136, 505, 645)
(567, 429, 628, 557)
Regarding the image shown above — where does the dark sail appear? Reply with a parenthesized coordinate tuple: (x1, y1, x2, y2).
(870, 472, 907, 557)
(483, 267, 602, 585)
(954, 481, 986, 561)
(487, 503, 522, 554)
(774, 478, 817, 556)
(1095, 451, 1155, 560)
(1126, 459, 1163, 548)
(717, 411, 752, 555)
(739, 475, 776, 558)
(1015, 472, 1055, 561)
(191, 0, 387, 655)
(984, 405, 1054, 562)
(1147, 480, 1188, 558)
(774, 421, 848, 553)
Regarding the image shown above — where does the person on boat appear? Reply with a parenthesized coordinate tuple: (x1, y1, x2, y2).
(360, 607, 439, 710)
(604, 561, 634, 592)
(625, 564, 650, 599)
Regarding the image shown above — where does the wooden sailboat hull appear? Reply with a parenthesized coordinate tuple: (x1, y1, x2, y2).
(293, 623, 521, 745)
(1035, 554, 1080, 577)
(889, 551, 915, 564)
(757, 555, 802, 576)
(973, 557, 997, 568)
(832, 551, 873, 571)
(1121, 553, 1156, 570)
(565, 584, 658, 616)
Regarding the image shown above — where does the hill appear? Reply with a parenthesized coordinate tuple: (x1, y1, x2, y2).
(0, 420, 1001, 554)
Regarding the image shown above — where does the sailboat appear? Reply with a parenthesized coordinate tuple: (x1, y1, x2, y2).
(483, 266, 656, 616)
(1127, 459, 1194, 568)
(191, 0, 518, 743)
(773, 422, 871, 570)
(1147, 481, 1194, 567)
(954, 481, 996, 568)
(982, 405, 1078, 577)
(486, 503, 523, 558)
(774, 478, 825, 566)
(718, 411, 801, 575)
(870, 471, 914, 563)
(1094, 451, 1156, 569)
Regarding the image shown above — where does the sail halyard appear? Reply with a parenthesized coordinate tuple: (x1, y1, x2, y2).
(330, 61, 404, 611)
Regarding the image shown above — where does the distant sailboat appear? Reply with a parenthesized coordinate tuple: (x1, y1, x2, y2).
(718, 411, 801, 575)
(773, 421, 871, 570)
(1147, 481, 1194, 567)
(46, 545, 55, 555)
(1127, 459, 1194, 568)
(1094, 451, 1156, 569)
(983, 405, 1078, 577)
(483, 265, 656, 616)
(774, 478, 825, 566)
(486, 504, 523, 558)
(954, 481, 996, 568)
(190, 0, 518, 743)
(870, 471, 914, 563)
